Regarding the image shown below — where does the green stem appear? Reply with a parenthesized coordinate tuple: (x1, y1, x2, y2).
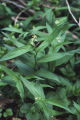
(34, 52, 37, 71)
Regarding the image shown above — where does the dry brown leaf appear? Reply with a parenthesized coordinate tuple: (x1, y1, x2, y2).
(12, 118, 21, 120)
(0, 98, 13, 108)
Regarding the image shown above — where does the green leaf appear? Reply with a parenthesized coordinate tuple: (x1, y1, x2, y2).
(26, 112, 40, 120)
(14, 60, 33, 75)
(2, 32, 24, 47)
(0, 65, 18, 82)
(0, 65, 24, 99)
(36, 69, 60, 83)
(40, 84, 53, 88)
(20, 103, 32, 113)
(3, 112, 8, 118)
(56, 54, 73, 66)
(46, 23, 53, 34)
(74, 102, 80, 113)
(20, 76, 45, 99)
(45, 99, 72, 113)
(46, 9, 55, 25)
(38, 52, 72, 63)
(0, 79, 7, 86)
(36, 18, 68, 53)
(36, 68, 71, 87)
(2, 75, 16, 86)
(21, 17, 32, 28)
(16, 80, 24, 100)
(2, 27, 23, 33)
(0, 113, 2, 118)
(0, 45, 32, 61)
(5, 108, 13, 116)
(0, 109, 2, 113)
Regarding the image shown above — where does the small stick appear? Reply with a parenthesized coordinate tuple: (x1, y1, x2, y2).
(14, 9, 26, 25)
(2, 0, 25, 9)
(18, 0, 26, 7)
(66, 0, 80, 27)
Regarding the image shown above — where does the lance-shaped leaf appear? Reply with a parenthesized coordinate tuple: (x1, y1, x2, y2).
(38, 52, 72, 63)
(2, 27, 23, 33)
(0, 45, 32, 61)
(0, 65, 24, 99)
(45, 99, 72, 113)
(36, 18, 68, 53)
(20, 76, 45, 99)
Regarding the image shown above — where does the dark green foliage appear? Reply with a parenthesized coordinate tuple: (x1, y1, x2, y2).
(0, 0, 80, 120)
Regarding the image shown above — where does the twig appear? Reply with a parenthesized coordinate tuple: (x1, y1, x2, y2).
(18, 0, 26, 7)
(66, 0, 80, 27)
(42, 4, 56, 9)
(66, 30, 78, 39)
(2, 0, 25, 9)
(28, 9, 35, 14)
(14, 9, 26, 25)
(13, 17, 26, 20)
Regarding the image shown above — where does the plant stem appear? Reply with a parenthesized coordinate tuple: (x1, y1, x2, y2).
(34, 52, 37, 71)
